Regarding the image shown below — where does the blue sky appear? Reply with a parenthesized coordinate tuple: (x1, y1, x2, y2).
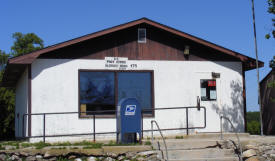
(0, 0, 274, 111)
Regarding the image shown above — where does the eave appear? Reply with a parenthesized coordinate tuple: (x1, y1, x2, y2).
(2, 17, 264, 87)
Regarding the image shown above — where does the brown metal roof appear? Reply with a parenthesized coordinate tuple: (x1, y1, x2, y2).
(8, 18, 263, 66)
(2, 17, 264, 87)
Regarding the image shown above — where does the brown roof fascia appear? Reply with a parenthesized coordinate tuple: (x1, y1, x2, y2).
(8, 17, 263, 68)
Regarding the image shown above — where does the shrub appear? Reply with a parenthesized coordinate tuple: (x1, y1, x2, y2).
(247, 120, 260, 135)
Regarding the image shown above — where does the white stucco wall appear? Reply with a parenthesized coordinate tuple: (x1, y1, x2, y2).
(29, 59, 244, 142)
(15, 69, 28, 138)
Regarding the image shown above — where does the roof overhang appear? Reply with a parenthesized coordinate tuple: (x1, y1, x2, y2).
(1, 18, 264, 87)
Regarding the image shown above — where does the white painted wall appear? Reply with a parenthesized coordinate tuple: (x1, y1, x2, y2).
(29, 59, 244, 142)
(15, 69, 28, 138)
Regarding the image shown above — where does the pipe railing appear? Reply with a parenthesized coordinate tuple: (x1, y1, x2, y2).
(220, 116, 243, 161)
(151, 120, 169, 161)
(20, 106, 206, 142)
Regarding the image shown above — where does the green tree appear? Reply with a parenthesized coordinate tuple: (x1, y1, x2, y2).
(0, 50, 8, 70)
(11, 32, 44, 57)
(0, 33, 43, 140)
(270, 56, 275, 69)
(266, 0, 275, 39)
(0, 50, 15, 139)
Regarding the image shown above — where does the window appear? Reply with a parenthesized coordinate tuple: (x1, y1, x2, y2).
(79, 70, 154, 117)
(79, 72, 115, 116)
(200, 79, 217, 101)
(138, 28, 146, 43)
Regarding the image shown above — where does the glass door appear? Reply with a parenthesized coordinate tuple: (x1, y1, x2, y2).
(117, 72, 152, 114)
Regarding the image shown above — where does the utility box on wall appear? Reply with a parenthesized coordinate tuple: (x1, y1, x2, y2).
(117, 98, 141, 143)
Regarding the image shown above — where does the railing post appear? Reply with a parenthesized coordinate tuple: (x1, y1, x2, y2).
(22, 114, 25, 138)
(204, 107, 207, 128)
(17, 114, 19, 137)
(43, 113, 46, 143)
(151, 120, 169, 161)
(186, 108, 189, 135)
(220, 116, 223, 140)
(151, 121, 154, 143)
(141, 113, 143, 139)
(93, 114, 96, 142)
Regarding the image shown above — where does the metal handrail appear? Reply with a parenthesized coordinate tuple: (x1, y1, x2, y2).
(21, 106, 206, 142)
(151, 120, 169, 161)
(220, 116, 243, 161)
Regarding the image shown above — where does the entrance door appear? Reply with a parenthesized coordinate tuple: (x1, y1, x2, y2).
(195, 72, 221, 132)
(117, 72, 153, 114)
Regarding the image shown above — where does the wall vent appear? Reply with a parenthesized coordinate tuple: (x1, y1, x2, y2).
(138, 28, 146, 43)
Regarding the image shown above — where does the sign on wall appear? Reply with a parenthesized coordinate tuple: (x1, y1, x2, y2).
(105, 57, 137, 70)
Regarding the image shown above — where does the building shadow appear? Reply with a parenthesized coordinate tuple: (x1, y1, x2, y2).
(211, 80, 244, 132)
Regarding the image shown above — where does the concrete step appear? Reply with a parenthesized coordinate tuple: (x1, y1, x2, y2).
(150, 135, 243, 160)
(184, 133, 250, 140)
(152, 139, 221, 150)
(168, 157, 239, 161)
(162, 149, 236, 160)
(148, 133, 250, 142)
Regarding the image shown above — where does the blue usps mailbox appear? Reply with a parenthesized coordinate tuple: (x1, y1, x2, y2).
(117, 98, 141, 144)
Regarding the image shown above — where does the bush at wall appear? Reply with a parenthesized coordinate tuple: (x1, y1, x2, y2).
(246, 111, 260, 135)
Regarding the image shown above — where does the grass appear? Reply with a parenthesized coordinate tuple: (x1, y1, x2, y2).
(51, 147, 66, 150)
(73, 141, 103, 149)
(53, 141, 72, 146)
(73, 140, 101, 146)
(21, 142, 32, 148)
(175, 136, 184, 139)
(21, 141, 51, 149)
(21, 140, 102, 149)
(71, 147, 79, 149)
(33, 141, 104, 149)
(0, 144, 4, 150)
(146, 137, 155, 140)
(33, 142, 51, 149)
(0, 139, 145, 150)
(0, 141, 21, 149)
(144, 141, 151, 145)
(104, 140, 141, 146)
(81, 144, 102, 149)
(0, 141, 21, 150)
